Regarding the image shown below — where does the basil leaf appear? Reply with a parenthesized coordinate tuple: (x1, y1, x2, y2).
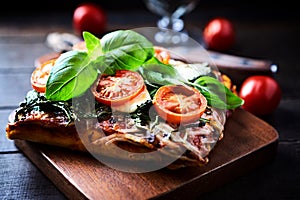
(195, 86, 228, 109)
(45, 30, 156, 101)
(143, 56, 178, 76)
(82, 31, 103, 60)
(193, 76, 244, 109)
(45, 50, 98, 101)
(139, 57, 187, 86)
(100, 30, 154, 74)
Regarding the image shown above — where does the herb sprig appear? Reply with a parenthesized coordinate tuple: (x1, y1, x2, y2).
(45, 30, 154, 101)
(45, 30, 243, 110)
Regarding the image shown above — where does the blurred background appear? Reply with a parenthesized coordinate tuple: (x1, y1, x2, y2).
(1, 0, 298, 20)
(1, 0, 298, 60)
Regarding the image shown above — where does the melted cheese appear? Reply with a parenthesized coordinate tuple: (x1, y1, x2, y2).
(170, 59, 211, 81)
(111, 86, 151, 113)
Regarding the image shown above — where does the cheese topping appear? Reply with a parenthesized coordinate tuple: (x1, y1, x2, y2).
(111, 86, 151, 113)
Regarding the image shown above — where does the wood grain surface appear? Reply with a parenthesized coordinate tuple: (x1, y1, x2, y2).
(14, 108, 278, 200)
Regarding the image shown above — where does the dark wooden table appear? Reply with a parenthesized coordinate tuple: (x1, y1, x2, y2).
(1, 3, 299, 199)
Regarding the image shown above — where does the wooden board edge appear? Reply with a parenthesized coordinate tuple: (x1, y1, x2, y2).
(152, 137, 279, 199)
(14, 139, 89, 200)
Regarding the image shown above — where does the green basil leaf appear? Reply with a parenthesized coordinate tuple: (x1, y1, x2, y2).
(45, 50, 98, 101)
(195, 86, 228, 109)
(100, 30, 154, 73)
(82, 31, 103, 60)
(143, 56, 178, 76)
(139, 56, 187, 86)
(193, 76, 244, 109)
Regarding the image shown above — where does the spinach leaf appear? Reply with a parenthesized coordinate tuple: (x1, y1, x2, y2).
(45, 50, 98, 101)
(193, 76, 244, 109)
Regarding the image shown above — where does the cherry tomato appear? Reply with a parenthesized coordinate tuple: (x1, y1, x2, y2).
(153, 85, 207, 124)
(203, 17, 235, 51)
(239, 75, 281, 116)
(73, 3, 107, 37)
(91, 70, 145, 106)
(31, 59, 56, 93)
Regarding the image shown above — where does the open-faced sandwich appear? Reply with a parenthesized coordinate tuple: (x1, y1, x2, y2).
(6, 30, 243, 170)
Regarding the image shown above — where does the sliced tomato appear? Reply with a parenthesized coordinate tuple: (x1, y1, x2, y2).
(153, 85, 207, 124)
(31, 58, 56, 93)
(91, 70, 145, 106)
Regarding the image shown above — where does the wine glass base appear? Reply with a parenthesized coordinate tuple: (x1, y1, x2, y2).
(158, 17, 184, 32)
(154, 29, 189, 44)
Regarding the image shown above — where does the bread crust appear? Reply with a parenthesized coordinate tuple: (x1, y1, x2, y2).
(6, 118, 86, 151)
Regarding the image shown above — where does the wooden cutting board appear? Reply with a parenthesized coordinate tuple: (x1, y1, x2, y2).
(14, 108, 278, 200)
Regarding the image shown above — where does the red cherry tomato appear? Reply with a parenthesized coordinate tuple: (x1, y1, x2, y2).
(203, 17, 235, 51)
(73, 3, 107, 37)
(239, 75, 281, 116)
